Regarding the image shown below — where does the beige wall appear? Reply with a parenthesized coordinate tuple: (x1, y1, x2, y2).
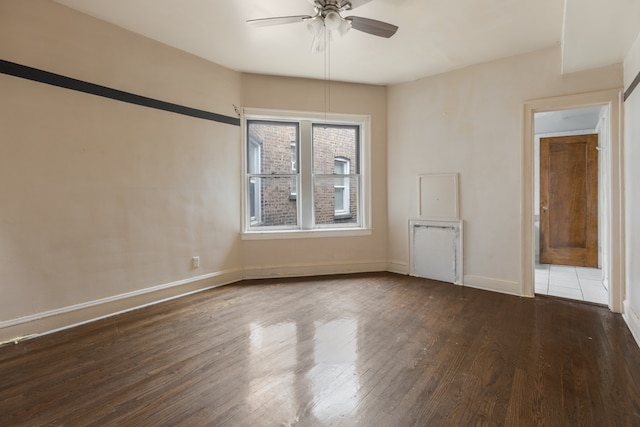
(240, 74, 388, 277)
(623, 32, 640, 342)
(387, 47, 622, 295)
(0, 0, 243, 341)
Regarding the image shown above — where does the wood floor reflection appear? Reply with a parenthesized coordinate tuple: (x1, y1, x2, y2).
(1, 273, 640, 426)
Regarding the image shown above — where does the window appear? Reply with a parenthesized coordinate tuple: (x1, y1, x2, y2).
(290, 141, 298, 198)
(246, 121, 299, 228)
(243, 110, 370, 236)
(248, 138, 262, 225)
(334, 157, 350, 217)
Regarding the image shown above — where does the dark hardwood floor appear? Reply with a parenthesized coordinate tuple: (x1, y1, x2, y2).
(1, 273, 640, 426)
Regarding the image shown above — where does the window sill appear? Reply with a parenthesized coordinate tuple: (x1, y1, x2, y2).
(334, 213, 352, 220)
(241, 228, 373, 240)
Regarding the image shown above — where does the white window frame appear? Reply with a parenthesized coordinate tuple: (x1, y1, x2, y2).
(334, 157, 350, 217)
(248, 138, 262, 226)
(290, 141, 298, 198)
(241, 108, 372, 240)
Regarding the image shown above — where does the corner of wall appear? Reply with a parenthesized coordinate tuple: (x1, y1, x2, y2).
(623, 299, 640, 349)
(463, 275, 523, 297)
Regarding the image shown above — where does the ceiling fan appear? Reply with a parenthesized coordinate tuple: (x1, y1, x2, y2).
(247, 0, 398, 52)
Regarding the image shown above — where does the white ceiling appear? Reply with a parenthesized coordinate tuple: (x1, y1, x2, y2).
(562, 0, 640, 74)
(52, 0, 639, 86)
(534, 106, 603, 135)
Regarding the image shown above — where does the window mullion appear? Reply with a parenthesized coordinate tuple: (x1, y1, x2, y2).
(299, 121, 313, 230)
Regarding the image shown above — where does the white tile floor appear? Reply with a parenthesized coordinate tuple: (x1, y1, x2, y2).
(535, 264, 608, 305)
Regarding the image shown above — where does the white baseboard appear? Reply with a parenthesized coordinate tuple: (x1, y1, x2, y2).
(463, 275, 522, 297)
(380, 266, 522, 297)
(0, 263, 527, 345)
(1, 261, 391, 344)
(0, 268, 243, 344)
(386, 260, 408, 275)
(242, 260, 387, 280)
(623, 299, 640, 350)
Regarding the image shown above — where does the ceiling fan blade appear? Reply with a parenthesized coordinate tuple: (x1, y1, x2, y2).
(247, 15, 312, 27)
(340, 0, 373, 10)
(345, 16, 398, 38)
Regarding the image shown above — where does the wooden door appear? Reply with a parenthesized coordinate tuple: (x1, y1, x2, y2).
(539, 134, 598, 267)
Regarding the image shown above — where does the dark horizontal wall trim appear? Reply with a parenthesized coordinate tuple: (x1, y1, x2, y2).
(0, 59, 240, 126)
(624, 69, 640, 102)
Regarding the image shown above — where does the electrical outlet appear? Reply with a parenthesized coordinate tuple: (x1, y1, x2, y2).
(192, 256, 200, 268)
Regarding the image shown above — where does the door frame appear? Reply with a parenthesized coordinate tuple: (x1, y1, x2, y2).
(522, 89, 624, 312)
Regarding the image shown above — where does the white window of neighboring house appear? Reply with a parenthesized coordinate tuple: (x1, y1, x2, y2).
(290, 141, 297, 198)
(248, 138, 262, 225)
(334, 157, 350, 217)
(242, 109, 371, 238)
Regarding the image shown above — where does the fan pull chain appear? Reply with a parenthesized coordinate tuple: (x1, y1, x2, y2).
(324, 26, 331, 125)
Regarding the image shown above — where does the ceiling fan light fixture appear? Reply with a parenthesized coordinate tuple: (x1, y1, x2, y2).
(247, 0, 398, 52)
(306, 16, 324, 35)
(323, 11, 341, 31)
(338, 17, 351, 36)
(311, 27, 328, 53)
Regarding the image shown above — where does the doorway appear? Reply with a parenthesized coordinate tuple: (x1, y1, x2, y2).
(533, 107, 607, 304)
(523, 89, 624, 312)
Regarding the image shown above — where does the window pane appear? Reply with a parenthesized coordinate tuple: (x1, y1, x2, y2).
(314, 176, 359, 226)
(313, 125, 358, 174)
(291, 142, 298, 196)
(335, 187, 345, 211)
(248, 121, 299, 175)
(249, 177, 258, 220)
(248, 176, 298, 228)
